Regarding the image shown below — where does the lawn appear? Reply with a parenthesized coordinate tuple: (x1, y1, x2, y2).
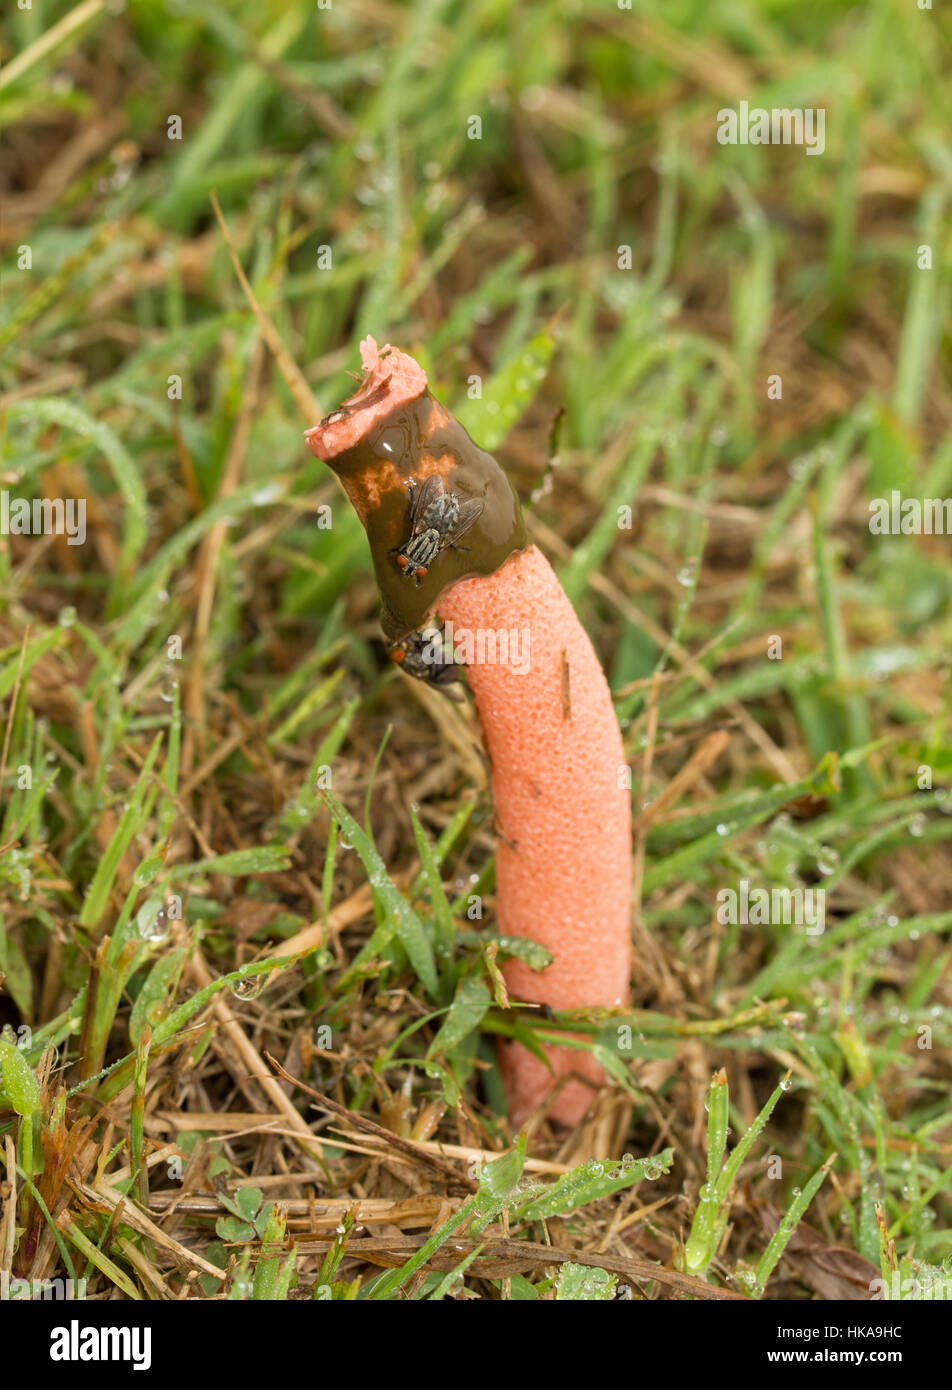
(1, 0, 951, 1304)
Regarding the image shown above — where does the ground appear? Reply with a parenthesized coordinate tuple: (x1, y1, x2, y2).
(1, 0, 951, 1302)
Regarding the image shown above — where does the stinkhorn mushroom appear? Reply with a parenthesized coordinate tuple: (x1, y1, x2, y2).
(306, 338, 631, 1126)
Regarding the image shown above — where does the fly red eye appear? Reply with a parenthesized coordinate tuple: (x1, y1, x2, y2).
(390, 648, 406, 664)
(397, 554, 409, 569)
(417, 566, 428, 576)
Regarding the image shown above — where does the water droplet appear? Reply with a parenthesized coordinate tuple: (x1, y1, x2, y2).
(909, 814, 927, 837)
(715, 823, 729, 836)
(734, 1268, 763, 1297)
(676, 564, 695, 587)
(133, 860, 160, 888)
(58, 605, 77, 627)
(230, 973, 267, 1000)
(816, 846, 839, 876)
(137, 902, 170, 943)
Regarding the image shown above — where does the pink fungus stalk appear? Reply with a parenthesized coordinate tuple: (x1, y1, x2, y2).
(307, 338, 631, 1127)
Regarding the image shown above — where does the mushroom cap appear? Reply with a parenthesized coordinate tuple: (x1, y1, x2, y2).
(304, 337, 427, 461)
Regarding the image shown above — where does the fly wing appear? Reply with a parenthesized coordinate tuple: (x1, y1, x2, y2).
(408, 474, 444, 534)
(447, 496, 484, 545)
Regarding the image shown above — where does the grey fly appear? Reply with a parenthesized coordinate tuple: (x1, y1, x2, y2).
(389, 474, 484, 585)
(388, 627, 465, 699)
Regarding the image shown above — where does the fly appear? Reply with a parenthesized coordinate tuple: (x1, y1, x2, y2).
(389, 474, 484, 585)
(388, 627, 465, 699)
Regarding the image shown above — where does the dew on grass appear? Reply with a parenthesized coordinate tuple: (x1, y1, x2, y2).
(230, 973, 268, 1000)
(137, 902, 170, 944)
(134, 859, 161, 888)
(816, 846, 839, 876)
(734, 1269, 764, 1297)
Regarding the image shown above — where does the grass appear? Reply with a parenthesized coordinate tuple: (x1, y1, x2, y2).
(1, 0, 951, 1301)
